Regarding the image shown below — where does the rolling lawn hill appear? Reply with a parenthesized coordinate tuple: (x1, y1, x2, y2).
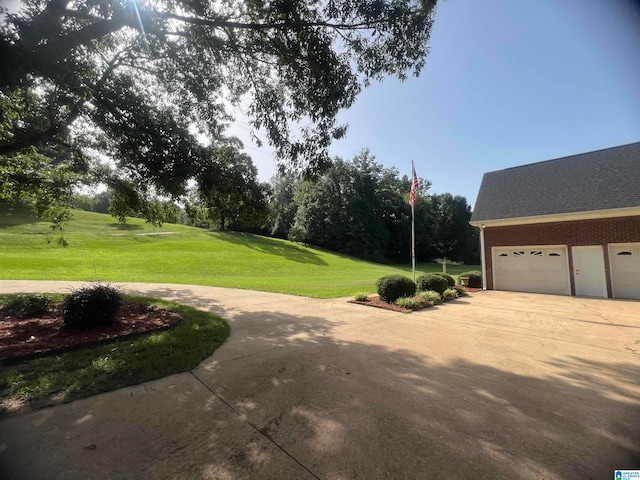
(0, 203, 479, 298)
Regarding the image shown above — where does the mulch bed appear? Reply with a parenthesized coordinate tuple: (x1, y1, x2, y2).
(349, 296, 414, 313)
(349, 295, 433, 313)
(0, 302, 181, 363)
(349, 289, 481, 313)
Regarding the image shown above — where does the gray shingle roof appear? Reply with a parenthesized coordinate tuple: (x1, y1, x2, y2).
(471, 142, 640, 222)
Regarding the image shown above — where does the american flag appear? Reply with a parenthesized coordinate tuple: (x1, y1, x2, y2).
(409, 163, 418, 206)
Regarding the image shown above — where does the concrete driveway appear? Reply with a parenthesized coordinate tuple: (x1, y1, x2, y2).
(0, 281, 639, 479)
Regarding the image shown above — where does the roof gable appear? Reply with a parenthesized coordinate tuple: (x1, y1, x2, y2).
(471, 142, 640, 223)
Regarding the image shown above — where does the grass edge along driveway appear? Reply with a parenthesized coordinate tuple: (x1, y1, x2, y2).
(0, 295, 230, 416)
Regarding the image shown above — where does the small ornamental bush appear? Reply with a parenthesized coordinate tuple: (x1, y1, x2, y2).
(416, 273, 448, 295)
(395, 296, 418, 310)
(354, 292, 369, 302)
(433, 272, 455, 288)
(418, 290, 442, 305)
(64, 283, 123, 329)
(376, 275, 416, 303)
(460, 271, 482, 288)
(453, 284, 469, 296)
(443, 288, 458, 300)
(2, 294, 50, 316)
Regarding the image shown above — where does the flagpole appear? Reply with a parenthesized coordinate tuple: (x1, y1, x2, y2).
(411, 199, 416, 282)
(411, 160, 416, 282)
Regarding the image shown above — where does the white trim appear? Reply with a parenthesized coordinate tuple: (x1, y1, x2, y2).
(470, 206, 640, 228)
(480, 226, 487, 290)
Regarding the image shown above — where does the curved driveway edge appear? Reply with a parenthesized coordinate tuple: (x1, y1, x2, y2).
(0, 280, 639, 479)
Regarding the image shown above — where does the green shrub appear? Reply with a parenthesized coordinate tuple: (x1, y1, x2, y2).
(443, 288, 458, 300)
(376, 275, 416, 303)
(2, 294, 50, 316)
(354, 292, 369, 301)
(433, 272, 455, 287)
(418, 290, 442, 305)
(416, 273, 448, 295)
(453, 284, 469, 296)
(64, 283, 123, 329)
(460, 271, 482, 288)
(395, 296, 418, 309)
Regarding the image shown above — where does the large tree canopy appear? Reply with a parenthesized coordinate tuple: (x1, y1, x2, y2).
(0, 0, 438, 220)
(272, 152, 479, 264)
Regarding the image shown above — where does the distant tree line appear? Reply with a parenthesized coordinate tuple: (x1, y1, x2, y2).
(268, 150, 479, 265)
(70, 150, 478, 265)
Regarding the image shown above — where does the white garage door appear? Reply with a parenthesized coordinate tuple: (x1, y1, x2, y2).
(610, 243, 640, 300)
(493, 246, 570, 295)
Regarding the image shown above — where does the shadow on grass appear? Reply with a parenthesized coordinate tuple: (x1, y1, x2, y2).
(0, 202, 40, 228)
(206, 231, 327, 266)
(109, 222, 144, 231)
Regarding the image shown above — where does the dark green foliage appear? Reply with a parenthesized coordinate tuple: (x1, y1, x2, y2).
(1, 0, 438, 233)
(274, 150, 480, 264)
(433, 272, 455, 287)
(71, 192, 110, 214)
(2, 294, 50, 316)
(376, 275, 416, 303)
(431, 194, 480, 265)
(64, 283, 122, 329)
(416, 273, 448, 295)
(460, 271, 482, 288)
(288, 150, 433, 262)
(269, 172, 299, 239)
(188, 146, 270, 232)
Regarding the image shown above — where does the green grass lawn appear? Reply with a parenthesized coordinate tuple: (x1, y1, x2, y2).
(0, 295, 229, 414)
(0, 203, 479, 298)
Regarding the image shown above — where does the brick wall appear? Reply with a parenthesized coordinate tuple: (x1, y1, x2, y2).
(482, 215, 640, 296)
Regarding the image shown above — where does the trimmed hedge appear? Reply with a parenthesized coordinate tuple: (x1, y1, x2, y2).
(376, 275, 416, 303)
(416, 273, 448, 295)
(64, 283, 123, 329)
(433, 272, 455, 287)
(460, 271, 482, 288)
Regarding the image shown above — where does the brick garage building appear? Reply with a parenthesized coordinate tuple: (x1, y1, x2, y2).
(470, 142, 640, 299)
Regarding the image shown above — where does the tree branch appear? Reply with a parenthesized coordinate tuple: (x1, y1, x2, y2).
(151, 10, 377, 32)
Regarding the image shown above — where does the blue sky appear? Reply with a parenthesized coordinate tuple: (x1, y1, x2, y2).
(4, 0, 639, 206)
(234, 0, 640, 207)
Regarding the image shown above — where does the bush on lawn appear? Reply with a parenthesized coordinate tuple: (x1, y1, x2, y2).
(354, 292, 369, 301)
(64, 283, 123, 329)
(460, 271, 482, 288)
(376, 275, 416, 303)
(2, 294, 50, 316)
(416, 273, 448, 295)
(433, 272, 455, 287)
